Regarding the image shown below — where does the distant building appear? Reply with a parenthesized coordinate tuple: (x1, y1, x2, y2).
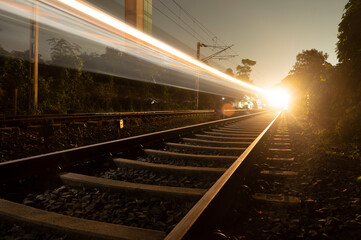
(143, 0, 152, 35)
(125, 0, 152, 35)
(85, 0, 152, 35)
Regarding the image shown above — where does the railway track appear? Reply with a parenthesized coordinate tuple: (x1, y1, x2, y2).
(0, 110, 281, 239)
(203, 111, 303, 239)
(0, 110, 254, 128)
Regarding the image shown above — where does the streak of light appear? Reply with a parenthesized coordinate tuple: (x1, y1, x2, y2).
(81, 31, 168, 61)
(54, 0, 266, 94)
(0, 0, 55, 18)
(164, 62, 198, 73)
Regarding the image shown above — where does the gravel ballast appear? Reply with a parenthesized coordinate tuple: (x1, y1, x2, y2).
(210, 111, 361, 239)
(98, 168, 216, 189)
(22, 186, 195, 233)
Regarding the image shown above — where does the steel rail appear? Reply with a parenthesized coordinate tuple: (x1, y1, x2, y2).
(165, 111, 281, 239)
(0, 110, 219, 126)
(0, 109, 256, 124)
(0, 111, 269, 183)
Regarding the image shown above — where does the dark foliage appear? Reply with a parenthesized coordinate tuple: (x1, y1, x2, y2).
(281, 0, 361, 144)
(0, 38, 236, 115)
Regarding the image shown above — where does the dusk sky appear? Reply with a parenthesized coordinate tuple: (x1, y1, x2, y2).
(153, 0, 348, 88)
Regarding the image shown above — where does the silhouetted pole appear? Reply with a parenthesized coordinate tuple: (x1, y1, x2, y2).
(30, 0, 39, 114)
(14, 88, 18, 116)
(195, 42, 234, 110)
(195, 42, 201, 110)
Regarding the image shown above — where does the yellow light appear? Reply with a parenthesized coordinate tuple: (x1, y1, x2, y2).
(55, 0, 266, 94)
(266, 89, 290, 109)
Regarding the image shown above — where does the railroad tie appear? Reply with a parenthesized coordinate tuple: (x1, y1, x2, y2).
(165, 142, 245, 155)
(268, 148, 292, 152)
(265, 157, 295, 167)
(260, 169, 298, 178)
(271, 142, 291, 146)
(182, 137, 252, 147)
(0, 199, 165, 240)
(144, 149, 237, 163)
(113, 158, 226, 177)
(60, 172, 206, 201)
(272, 137, 290, 141)
(252, 119, 301, 204)
(203, 131, 258, 138)
(211, 129, 260, 135)
(194, 134, 255, 142)
(217, 127, 262, 133)
(209, 129, 259, 137)
(252, 193, 301, 204)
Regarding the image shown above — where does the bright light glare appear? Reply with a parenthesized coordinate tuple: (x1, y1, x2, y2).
(56, 0, 266, 94)
(267, 89, 290, 109)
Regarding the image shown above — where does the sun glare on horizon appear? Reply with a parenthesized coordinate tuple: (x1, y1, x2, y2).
(266, 88, 290, 109)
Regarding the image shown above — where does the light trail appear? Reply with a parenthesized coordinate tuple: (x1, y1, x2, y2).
(54, 0, 266, 94)
(0, 0, 267, 98)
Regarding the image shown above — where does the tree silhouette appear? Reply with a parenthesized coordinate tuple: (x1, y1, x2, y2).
(225, 68, 234, 76)
(337, 0, 361, 86)
(236, 59, 256, 83)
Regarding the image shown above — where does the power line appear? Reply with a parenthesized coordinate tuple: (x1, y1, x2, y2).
(171, 0, 242, 68)
(158, 0, 210, 44)
(171, 0, 215, 40)
(146, 0, 205, 43)
(154, 0, 255, 77)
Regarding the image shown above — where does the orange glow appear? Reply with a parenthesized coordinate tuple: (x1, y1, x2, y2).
(222, 103, 235, 117)
(55, 0, 266, 94)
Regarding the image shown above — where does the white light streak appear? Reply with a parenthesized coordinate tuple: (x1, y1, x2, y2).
(56, 0, 265, 94)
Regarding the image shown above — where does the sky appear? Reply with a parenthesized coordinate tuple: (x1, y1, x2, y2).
(152, 0, 348, 88)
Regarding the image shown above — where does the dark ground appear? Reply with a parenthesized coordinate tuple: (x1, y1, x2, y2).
(3, 110, 361, 239)
(214, 110, 361, 239)
(0, 113, 220, 162)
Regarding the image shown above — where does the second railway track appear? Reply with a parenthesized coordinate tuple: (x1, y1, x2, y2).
(0, 110, 281, 239)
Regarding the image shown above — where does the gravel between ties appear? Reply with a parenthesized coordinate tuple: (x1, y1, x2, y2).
(0, 220, 68, 240)
(211, 112, 361, 239)
(22, 186, 196, 233)
(144, 155, 231, 168)
(98, 168, 216, 189)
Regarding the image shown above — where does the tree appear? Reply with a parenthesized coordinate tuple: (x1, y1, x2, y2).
(0, 53, 29, 114)
(43, 38, 93, 113)
(337, 0, 361, 86)
(290, 49, 328, 74)
(225, 68, 234, 77)
(236, 59, 256, 83)
(47, 38, 82, 68)
(286, 49, 329, 92)
(333, 0, 361, 141)
(281, 49, 330, 120)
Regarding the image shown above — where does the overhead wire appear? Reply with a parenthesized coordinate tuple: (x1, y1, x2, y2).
(146, 0, 205, 43)
(171, 0, 215, 40)
(157, 0, 210, 44)
(154, 0, 263, 82)
(170, 0, 242, 69)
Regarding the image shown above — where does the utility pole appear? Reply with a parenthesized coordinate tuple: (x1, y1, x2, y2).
(30, 0, 39, 114)
(14, 88, 18, 116)
(195, 42, 202, 110)
(195, 42, 237, 110)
